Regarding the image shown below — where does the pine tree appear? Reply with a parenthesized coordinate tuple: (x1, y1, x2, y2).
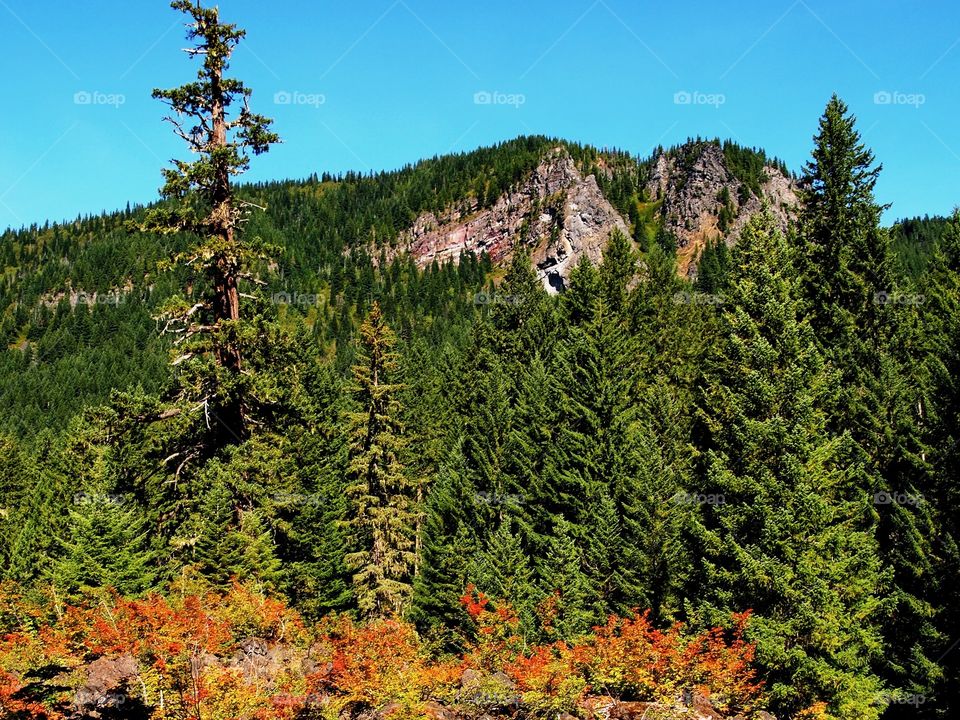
(410, 438, 477, 633)
(500, 354, 558, 560)
(343, 302, 417, 618)
(192, 479, 282, 589)
(282, 363, 354, 619)
(545, 255, 649, 621)
(915, 212, 960, 716)
(50, 492, 158, 597)
(798, 95, 943, 708)
(690, 209, 886, 719)
(490, 248, 556, 377)
(540, 519, 593, 639)
(4, 432, 70, 583)
(599, 227, 639, 316)
(0, 435, 23, 573)
(469, 519, 539, 639)
(142, 0, 280, 442)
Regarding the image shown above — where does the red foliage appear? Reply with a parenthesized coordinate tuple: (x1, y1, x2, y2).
(0, 582, 765, 719)
(0, 668, 60, 719)
(567, 610, 763, 714)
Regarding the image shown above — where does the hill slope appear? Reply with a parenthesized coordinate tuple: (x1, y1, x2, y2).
(0, 135, 803, 432)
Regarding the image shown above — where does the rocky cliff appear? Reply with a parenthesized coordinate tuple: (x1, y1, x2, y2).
(394, 148, 630, 293)
(646, 143, 798, 277)
(394, 141, 798, 288)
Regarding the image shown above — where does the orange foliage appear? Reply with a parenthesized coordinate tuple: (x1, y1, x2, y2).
(458, 584, 524, 672)
(568, 610, 763, 714)
(0, 582, 765, 719)
(0, 668, 62, 720)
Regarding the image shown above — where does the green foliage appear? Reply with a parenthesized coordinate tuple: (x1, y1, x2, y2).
(690, 209, 886, 719)
(3, 80, 960, 720)
(344, 303, 417, 618)
(798, 96, 947, 716)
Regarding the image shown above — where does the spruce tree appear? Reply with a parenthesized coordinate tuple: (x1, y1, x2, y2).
(410, 438, 477, 632)
(914, 212, 960, 716)
(4, 432, 70, 583)
(545, 252, 652, 621)
(343, 302, 417, 618)
(50, 492, 158, 597)
(469, 519, 539, 639)
(798, 96, 943, 709)
(282, 363, 354, 619)
(690, 209, 886, 719)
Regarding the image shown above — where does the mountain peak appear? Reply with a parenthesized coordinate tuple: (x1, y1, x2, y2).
(394, 146, 630, 293)
(647, 139, 798, 277)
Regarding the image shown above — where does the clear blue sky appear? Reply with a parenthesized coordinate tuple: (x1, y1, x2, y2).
(1, 0, 958, 230)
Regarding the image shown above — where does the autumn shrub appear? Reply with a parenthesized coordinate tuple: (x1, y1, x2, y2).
(306, 615, 440, 720)
(0, 582, 764, 720)
(459, 584, 525, 673)
(569, 610, 763, 715)
(504, 642, 587, 717)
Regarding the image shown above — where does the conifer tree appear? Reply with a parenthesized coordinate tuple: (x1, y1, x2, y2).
(469, 519, 539, 639)
(410, 438, 477, 632)
(282, 364, 354, 619)
(344, 302, 417, 618)
(599, 227, 639, 316)
(500, 354, 558, 559)
(490, 248, 556, 376)
(540, 519, 593, 639)
(691, 209, 886, 719)
(545, 251, 651, 621)
(143, 0, 279, 442)
(914, 212, 960, 715)
(4, 432, 69, 583)
(0, 435, 23, 573)
(798, 96, 943, 707)
(50, 492, 158, 598)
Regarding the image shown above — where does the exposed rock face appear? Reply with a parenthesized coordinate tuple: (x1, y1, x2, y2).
(646, 143, 799, 278)
(396, 142, 797, 287)
(72, 654, 140, 718)
(395, 148, 631, 293)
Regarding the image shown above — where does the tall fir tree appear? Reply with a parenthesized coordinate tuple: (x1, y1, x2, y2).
(798, 95, 944, 711)
(410, 437, 477, 633)
(690, 209, 886, 720)
(343, 302, 417, 618)
(143, 0, 280, 443)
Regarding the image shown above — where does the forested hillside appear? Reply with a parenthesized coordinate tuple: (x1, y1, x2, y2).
(2, 3, 959, 720)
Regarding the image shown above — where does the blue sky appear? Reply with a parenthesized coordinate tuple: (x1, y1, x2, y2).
(1, 0, 958, 230)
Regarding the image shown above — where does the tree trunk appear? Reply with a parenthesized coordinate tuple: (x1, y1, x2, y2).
(208, 55, 245, 437)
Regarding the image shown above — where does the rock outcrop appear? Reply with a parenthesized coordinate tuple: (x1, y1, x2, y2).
(394, 141, 798, 288)
(395, 148, 631, 293)
(645, 143, 798, 278)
